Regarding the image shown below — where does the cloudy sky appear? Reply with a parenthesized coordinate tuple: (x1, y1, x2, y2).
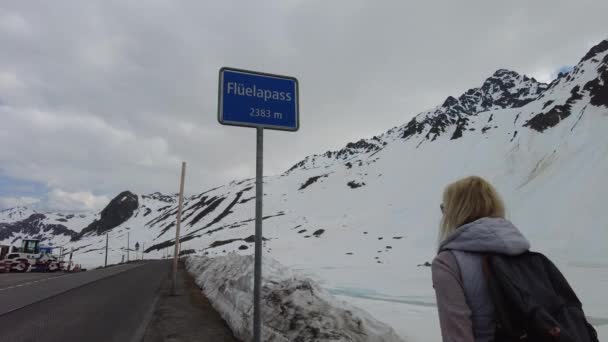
(0, 0, 606, 211)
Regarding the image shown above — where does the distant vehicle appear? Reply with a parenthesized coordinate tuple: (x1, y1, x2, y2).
(1, 239, 65, 272)
(0, 245, 10, 272)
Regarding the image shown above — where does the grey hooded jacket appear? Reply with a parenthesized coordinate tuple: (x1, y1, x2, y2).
(432, 217, 530, 342)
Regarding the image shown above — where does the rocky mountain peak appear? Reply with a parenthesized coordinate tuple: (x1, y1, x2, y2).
(287, 68, 549, 172)
(74, 191, 139, 239)
(397, 68, 549, 142)
(465, 69, 546, 113)
(580, 39, 608, 63)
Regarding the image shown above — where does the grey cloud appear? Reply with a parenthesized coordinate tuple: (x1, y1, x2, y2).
(0, 0, 606, 209)
(0, 196, 40, 209)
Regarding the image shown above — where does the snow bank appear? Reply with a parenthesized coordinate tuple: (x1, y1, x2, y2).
(185, 254, 405, 342)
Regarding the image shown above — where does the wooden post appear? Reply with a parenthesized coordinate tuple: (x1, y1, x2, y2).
(171, 161, 186, 295)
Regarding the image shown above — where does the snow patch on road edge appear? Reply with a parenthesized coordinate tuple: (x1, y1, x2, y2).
(185, 254, 405, 342)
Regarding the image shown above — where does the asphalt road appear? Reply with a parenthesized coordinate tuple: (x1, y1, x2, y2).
(0, 262, 145, 315)
(0, 260, 170, 342)
(0, 272, 66, 290)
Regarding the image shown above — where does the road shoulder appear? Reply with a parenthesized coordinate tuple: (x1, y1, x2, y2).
(143, 261, 239, 342)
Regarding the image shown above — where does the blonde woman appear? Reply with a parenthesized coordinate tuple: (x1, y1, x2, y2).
(432, 176, 530, 341)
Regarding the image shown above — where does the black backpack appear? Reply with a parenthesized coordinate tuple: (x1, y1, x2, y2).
(482, 252, 599, 342)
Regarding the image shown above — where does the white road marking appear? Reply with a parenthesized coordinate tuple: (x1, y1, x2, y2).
(0, 263, 141, 291)
(0, 274, 67, 291)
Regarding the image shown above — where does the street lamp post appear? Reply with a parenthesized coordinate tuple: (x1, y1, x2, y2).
(105, 233, 109, 267)
(127, 231, 130, 263)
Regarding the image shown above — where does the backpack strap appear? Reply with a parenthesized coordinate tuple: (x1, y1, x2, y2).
(445, 250, 464, 283)
(481, 254, 492, 279)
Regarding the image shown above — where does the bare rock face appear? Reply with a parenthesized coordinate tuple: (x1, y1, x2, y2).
(74, 191, 139, 239)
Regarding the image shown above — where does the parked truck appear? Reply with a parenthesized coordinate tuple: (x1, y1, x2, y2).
(1, 239, 65, 272)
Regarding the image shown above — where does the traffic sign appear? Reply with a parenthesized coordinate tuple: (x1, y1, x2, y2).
(218, 67, 299, 131)
(217, 67, 299, 342)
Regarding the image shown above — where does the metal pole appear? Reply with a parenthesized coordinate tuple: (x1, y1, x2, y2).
(253, 127, 264, 342)
(171, 161, 186, 295)
(142, 243, 145, 260)
(68, 248, 73, 272)
(105, 233, 109, 267)
(127, 231, 130, 263)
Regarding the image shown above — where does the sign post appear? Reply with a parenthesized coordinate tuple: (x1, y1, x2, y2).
(218, 67, 299, 342)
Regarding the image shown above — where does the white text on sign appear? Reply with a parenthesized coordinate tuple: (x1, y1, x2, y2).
(250, 108, 283, 120)
(227, 83, 293, 102)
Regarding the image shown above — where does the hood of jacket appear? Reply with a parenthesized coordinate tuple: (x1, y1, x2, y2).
(439, 217, 530, 255)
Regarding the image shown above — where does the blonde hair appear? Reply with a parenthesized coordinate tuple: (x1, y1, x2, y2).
(439, 176, 505, 242)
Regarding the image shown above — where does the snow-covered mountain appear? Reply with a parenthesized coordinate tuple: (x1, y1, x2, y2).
(2, 39, 607, 341)
(0, 207, 94, 245)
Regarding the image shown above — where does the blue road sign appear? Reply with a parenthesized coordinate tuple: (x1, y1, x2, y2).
(218, 67, 299, 131)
